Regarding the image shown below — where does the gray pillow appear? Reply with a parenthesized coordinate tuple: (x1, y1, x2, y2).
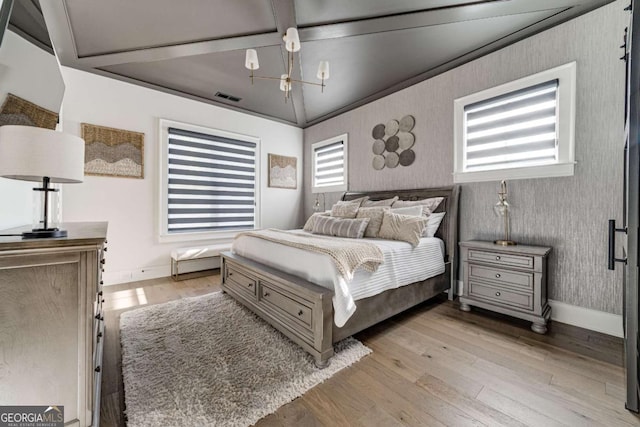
(356, 206, 389, 238)
(312, 216, 370, 239)
(331, 200, 361, 218)
(378, 211, 428, 247)
(303, 211, 330, 232)
(361, 196, 398, 207)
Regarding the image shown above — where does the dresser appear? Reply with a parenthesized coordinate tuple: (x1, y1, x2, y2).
(0, 222, 107, 427)
(459, 240, 552, 334)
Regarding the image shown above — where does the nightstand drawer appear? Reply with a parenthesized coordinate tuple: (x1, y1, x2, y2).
(469, 264, 533, 291)
(468, 249, 534, 269)
(469, 281, 533, 311)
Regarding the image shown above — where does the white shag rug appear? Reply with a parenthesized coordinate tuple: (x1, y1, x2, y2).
(120, 291, 371, 427)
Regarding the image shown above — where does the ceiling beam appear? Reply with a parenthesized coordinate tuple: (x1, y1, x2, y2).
(271, 0, 306, 127)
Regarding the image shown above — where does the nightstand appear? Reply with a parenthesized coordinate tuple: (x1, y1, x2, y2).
(459, 240, 552, 334)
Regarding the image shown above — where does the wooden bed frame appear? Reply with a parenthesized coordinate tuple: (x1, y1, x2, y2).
(221, 186, 460, 367)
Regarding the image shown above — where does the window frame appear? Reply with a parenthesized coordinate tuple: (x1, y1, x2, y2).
(311, 133, 348, 194)
(453, 61, 576, 183)
(158, 118, 261, 243)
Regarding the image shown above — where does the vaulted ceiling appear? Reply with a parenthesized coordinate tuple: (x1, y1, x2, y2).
(35, 0, 613, 128)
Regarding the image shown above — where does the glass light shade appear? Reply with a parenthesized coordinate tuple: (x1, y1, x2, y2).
(284, 27, 300, 52)
(317, 61, 330, 80)
(279, 74, 291, 92)
(245, 49, 259, 70)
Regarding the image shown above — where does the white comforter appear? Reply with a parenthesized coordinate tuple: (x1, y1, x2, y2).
(231, 230, 445, 327)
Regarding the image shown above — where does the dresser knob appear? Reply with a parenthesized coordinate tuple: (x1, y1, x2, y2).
(98, 291, 103, 296)
(104, 247, 108, 252)
(495, 274, 501, 278)
(495, 291, 501, 296)
(95, 314, 101, 320)
(229, 272, 233, 276)
(97, 332, 102, 338)
(100, 259, 105, 265)
(100, 280, 104, 285)
(298, 310, 303, 316)
(496, 256, 501, 260)
(264, 292, 270, 297)
(248, 283, 253, 287)
(102, 299, 105, 303)
(95, 366, 101, 373)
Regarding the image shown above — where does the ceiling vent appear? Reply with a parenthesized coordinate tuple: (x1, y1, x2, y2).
(214, 92, 242, 102)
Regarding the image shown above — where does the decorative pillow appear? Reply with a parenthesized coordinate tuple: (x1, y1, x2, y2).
(378, 211, 428, 247)
(361, 196, 399, 207)
(392, 197, 444, 213)
(391, 205, 424, 217)
(331, 200, 361, 218)
(312, 216, 370, 239)
(303, 211, 330, 232)
(423, 212, 446, 237)
(356, 207, 390, 238)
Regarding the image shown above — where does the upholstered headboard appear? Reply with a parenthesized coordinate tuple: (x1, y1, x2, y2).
(341, 186, 460, 268)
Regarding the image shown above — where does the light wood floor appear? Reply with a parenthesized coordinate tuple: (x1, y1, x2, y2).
(101, 272, 639, 426)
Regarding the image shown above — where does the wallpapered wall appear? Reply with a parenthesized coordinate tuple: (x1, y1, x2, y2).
(303, 1, 627, 314)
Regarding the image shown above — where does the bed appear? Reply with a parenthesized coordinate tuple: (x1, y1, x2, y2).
(221, 186, 460, 367)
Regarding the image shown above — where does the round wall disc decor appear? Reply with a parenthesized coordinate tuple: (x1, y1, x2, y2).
(385, 152, 400, 168)
(385, 135, 399, 152)
(372, 155, 385, 170)
(370, 114, 417, 170)
(372, 124, 385, 139)
(398, 132, 415, 150)
(372, 139, 385, 155)
(399, 149, 416, 166)
(385, 119, 399, 136)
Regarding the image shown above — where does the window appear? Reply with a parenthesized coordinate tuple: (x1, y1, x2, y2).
(159, 120, 259, 242)
(453, 62, 576, 183)
(312, 134, 348, 193)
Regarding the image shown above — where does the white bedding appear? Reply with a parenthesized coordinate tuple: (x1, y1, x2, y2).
(231, 230, 445, 327)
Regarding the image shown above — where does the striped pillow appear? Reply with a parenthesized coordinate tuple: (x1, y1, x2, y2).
(392, 197, 444, 212)
(303, 211, 330, 232)
(361, 196, 398, 207)
(356, 207, 389, 238)
(378, 211, 428, 247)
(312, 216, 370, 239)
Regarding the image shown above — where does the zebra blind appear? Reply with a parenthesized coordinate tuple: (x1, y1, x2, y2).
(167, 127, 256, 234)
(313, 140, 345, 189)
(463, 79, 559, 172)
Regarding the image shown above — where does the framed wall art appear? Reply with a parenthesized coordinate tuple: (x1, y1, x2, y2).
(81, 123, 145, 178)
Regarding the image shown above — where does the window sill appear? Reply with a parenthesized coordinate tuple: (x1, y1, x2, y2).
(158, 230, 245, 244)
(453, 162, 575, 184)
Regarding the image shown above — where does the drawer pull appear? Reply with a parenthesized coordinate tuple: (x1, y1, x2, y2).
(496, 256, 501, 260)
(298, 310, 304, 316)
(248, 283, 253, 287)
(264, 292, 270, 297)
(495, 274, 501, 278)
(229, 272, 233, 276)
(98, 291, 103, 296)
(100, 280, 104, 285)
(100, 259, 105, 265)
(95, 366, 101, 373)
(104, 247, 108, 252)
(495, 291, 501, 296)
(97, 332, 102, 338)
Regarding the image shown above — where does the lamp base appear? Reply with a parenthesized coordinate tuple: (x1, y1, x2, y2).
(494, 239, 517, 246)
(22, 228, 67, 239)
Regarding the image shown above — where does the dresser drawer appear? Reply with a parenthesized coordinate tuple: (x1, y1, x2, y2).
(468, 249, 534, 270)
(468, 264, 533, 291)
(259, 282, 313, 329)
(225, 265, 257, 301)
(469, 281, 533, 311)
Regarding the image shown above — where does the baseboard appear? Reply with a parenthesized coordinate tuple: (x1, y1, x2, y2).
(548, 299, 623, 338)
(456, 281, 623, 338)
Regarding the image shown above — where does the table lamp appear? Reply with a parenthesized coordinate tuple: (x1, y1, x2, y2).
(0, 125, 85, 238)
(494, 180, 516, 246)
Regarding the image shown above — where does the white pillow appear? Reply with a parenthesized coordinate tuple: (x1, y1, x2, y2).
(423, 212, 446, 237)
(391, 206, 423, 217)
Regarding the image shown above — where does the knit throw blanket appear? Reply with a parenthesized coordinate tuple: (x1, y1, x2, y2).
(234, 229, 384, 280)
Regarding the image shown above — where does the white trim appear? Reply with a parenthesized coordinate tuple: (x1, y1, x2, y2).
(548, 299, 623, 338)
(311, 133, 348, 194)
(453, 62, 576, 183)
(157, 118, 261, 243)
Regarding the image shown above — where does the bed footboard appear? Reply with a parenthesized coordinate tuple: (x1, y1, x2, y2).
(221, 251, 334, 367)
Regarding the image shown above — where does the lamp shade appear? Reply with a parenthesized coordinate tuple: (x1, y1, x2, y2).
(279, 74, 291, 92)
(283, 27, 300, 52)
(317, 61, 330, 80)
(245, 49, 259, 70)
(0, 125, 85, 183)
